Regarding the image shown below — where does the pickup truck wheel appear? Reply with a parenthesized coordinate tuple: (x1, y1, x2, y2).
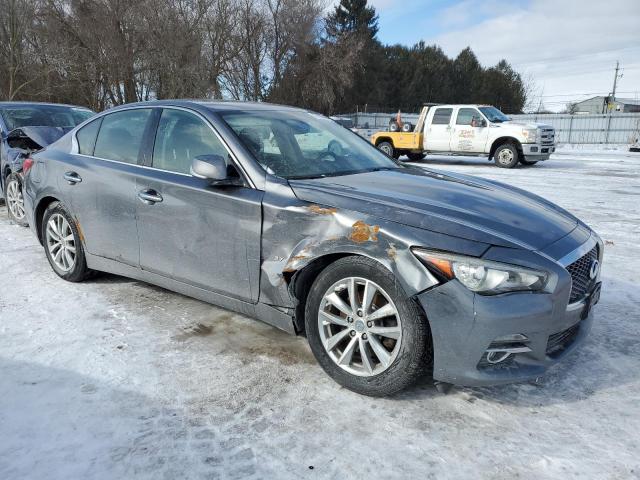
(305, 256, 432, 397)
(494, 143, 520, 168)
(5, 173, 28, 227)
(377, 141, 395, 158)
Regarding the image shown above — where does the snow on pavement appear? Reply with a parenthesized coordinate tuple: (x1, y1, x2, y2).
(1, 149, 639, 479)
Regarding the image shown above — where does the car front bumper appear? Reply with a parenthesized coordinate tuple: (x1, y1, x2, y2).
(416, 269, 599, 387)
(522, 143, 555, 161)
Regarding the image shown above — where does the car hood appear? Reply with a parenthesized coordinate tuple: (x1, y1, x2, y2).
(7, 126, 72, 150)
(501, 120, 553, 130)
(289, 167, 578, 250)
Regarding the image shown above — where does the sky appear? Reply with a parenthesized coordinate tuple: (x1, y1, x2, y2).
(360, 0, 640, 111)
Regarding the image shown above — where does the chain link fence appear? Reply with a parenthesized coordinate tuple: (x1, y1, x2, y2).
(340, 111, 640, 144)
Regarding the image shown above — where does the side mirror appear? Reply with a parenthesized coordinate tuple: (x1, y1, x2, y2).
(191, 154, 243, 186)
(191, 154, 227, 181)
(474, 117, 487, 128)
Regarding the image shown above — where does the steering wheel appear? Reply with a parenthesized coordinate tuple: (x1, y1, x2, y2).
(328, 140, 344, 156)
(316, 151, 338, 163)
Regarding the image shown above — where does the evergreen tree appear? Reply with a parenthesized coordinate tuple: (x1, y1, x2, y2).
(326, 0, 379, 39)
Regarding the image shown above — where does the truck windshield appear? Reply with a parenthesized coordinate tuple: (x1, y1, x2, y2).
(479, 107, 510, 123)
(0, 105, 94, 131)
(220, 109, 400, 180)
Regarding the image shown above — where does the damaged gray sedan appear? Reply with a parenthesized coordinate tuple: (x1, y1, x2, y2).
(0, 102, 94, 225)
(23, 101, 603, 396)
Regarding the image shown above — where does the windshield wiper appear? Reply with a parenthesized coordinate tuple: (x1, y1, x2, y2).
(287, 166, 399, 180)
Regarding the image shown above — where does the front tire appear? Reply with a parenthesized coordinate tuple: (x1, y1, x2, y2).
(5, 173, 28, 226)
(377, 141, 395, 159)
(42, 202, 92, 282)
(305, 256, 431, 396)
(494, 143, 520, 168)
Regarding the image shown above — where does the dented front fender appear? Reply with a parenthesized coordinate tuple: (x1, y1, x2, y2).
(259, 176, 489, 310)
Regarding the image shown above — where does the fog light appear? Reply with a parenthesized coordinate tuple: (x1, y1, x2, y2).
(530, 146, 538, 152)
(486, 351, 512, 364)
(479, 334, 532, 368)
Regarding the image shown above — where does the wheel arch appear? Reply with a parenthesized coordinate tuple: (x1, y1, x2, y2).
(374, 136, 394, 147)
(287, 252, 369, 334)
(489, 136, 522, 158)
(34, 196, 61, 245)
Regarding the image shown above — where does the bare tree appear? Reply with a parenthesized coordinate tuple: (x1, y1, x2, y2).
(0, 0, 42, 99)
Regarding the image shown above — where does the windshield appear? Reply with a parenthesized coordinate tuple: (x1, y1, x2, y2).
(220, 109, 399, 179)
(0, 105, 94, 131)
(479, 106, 510, 123)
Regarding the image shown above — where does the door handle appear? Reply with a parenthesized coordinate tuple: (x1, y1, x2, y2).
(137, 189, 163, 205)
(64, 171, 82, 185)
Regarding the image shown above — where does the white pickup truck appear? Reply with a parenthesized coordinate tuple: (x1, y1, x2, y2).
(371, 104, 556, 168)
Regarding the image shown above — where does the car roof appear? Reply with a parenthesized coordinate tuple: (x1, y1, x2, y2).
(0, 101, 93, 110)
(105, 99, 308, 114)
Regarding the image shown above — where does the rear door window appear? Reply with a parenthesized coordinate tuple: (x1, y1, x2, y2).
(431, 108, 453, 125)
(76, 117, 103, 155)
(152, 109, 228, 175)
(94, 109, 152, 164)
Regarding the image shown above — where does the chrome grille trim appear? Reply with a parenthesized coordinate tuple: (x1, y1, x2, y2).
(565, 245, 599, 303)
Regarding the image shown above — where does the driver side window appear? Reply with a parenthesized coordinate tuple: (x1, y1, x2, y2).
(152, 109, 228, 175)
(456, 108, 482, 126)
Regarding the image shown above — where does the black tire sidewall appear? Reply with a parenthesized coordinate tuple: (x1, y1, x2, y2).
(305, 256, 430, 396)
(42, 202, 90, 282)
(5, 173, 28, 226)
(494, 143, 519, 168)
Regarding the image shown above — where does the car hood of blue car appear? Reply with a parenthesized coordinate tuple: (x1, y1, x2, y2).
(288, 166, 579, 250)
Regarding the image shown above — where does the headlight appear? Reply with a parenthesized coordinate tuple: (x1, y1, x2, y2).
(412, 249, 549, 295)
(522, 128, 538, 143)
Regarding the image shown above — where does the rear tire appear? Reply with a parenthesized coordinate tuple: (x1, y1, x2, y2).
(5, 173, 28, 226)
(42, 202, 93, 282)
(494, 143, 520, 168)
(305, 256, 432, 397)
(377, 141, 395, 159)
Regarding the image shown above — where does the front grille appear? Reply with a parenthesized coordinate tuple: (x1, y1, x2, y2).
(566, 245, 599, 303)
(541, 128, 555, 145)
(546, 323, 580, 357)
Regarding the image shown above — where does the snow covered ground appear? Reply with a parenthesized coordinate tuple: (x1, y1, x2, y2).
(1, 148, 639, 479)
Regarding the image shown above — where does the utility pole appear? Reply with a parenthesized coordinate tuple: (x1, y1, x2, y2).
(605, 61, 623, 143)
(608, 61, 623, 111)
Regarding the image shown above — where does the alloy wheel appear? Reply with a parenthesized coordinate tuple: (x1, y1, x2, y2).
(46, 213, 76, 272)
(318, 277, 402, 377)
(6, 179, 26, 221)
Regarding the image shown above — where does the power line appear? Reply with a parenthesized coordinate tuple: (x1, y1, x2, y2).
(538, 90, 638, 98)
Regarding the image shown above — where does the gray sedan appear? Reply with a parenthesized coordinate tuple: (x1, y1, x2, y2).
(22, 101, 603, 396)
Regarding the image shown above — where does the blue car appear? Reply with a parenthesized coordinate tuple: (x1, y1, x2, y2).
(0, 102, 94, 225)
